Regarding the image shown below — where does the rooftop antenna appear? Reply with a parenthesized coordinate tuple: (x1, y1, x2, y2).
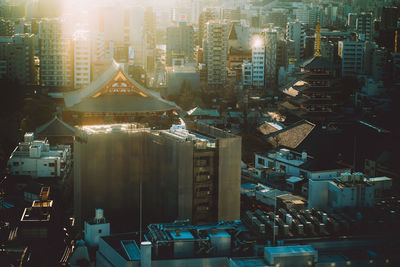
(314, 20, 322, 57)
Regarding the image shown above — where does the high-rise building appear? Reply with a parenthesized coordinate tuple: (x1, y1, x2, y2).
(380, 6, 399, 31)
(356, 12, 373, 41)
(198, 9, 217, 47)
(39, 19, 73, 88)
(0, 18, 14, 36)
(264, 28, 277, 89)
(338, 41, 364, 77)
(143, 7, 156, 74)
(251, 39, 265, 88)
(286, 21, 305, 61)
(166, 22, 194, 66)
(242, 60, 252, 86)
(204, 20, 229, 89)
(73, 30, 91, 89)
(74, 123, 241, 231)
(6, 33, 35, 85)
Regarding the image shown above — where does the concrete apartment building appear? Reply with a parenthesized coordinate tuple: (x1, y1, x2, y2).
(7, 132, 72, 178)
(39, 19, 73, 88)
(264, 28, 277, 89)
(166, 21, 194, 65)
(356, 12, 373, 41)
(203, 20, 229, 89)
(74, 122, 241, 231)
(338, 41, 364, 77)
(286, 21, 305, 61)
(0, 33, 35, 85)
(73, 30, 91, 89)
(251, 40, 265, 87)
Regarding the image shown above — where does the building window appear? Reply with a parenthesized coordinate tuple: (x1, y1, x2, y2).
(257, 157, 265, 166)
(13, 162, 19, 166)
(98, 229, 102, 233)
(49, 162, 55, 167)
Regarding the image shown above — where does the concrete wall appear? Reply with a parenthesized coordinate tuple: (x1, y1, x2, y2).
(74, 131, 195, 231)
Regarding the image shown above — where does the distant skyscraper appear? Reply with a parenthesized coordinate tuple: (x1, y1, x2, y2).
(251, 39, 265, 87)
(166, 22, 194, 66)
(73, 30, 91, 89)
(264, 28, 277, 89)
(338, 41, 364, 77)
(39, 19, 73, 88)
(7, 34, 35, 85)
(204, 20, 229, 88)
(143, 7, 156, 74)
(356, 12, 373, 41)
(0, 33, 35, 85)
(286, 21, 306, 61)
(198, 9, 217, 47)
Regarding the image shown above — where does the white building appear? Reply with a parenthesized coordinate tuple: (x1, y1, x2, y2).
(7, 132, 71, 178)
(338, 41, 364, 77)
(254, 148, 350, 180)
(73, 30, 91, 89)
(251, 38, 265, 87)
(39, 19, 73, 87)
(286, 21, 305, 61)
(84, 209, 110, 247)
(308, 172, 375, 210)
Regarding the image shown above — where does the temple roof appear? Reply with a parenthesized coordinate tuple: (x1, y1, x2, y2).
(301, 56, 332, 70)
(35, 116, 76, 137)
(64, 61, 179, 113)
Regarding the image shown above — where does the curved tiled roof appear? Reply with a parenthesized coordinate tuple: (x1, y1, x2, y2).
(64, 61, 179, 113)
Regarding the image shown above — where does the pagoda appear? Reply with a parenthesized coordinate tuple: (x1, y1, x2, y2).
(281, 22, 343, 123)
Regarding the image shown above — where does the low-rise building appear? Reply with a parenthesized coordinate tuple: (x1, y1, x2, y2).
(255, 148, 350, 180)
(308, 172, 375, 210)
(7, 132, 71, 178)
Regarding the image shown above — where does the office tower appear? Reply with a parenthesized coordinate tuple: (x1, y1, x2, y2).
(264, 28, 277, 89)
(338, 41, 364, 77)
(0, 18, 14, 36)
(73, 30, 91, 89)
(204, 21, 229, 89)
(39, 19, 73, 88)
(242, 60, 252, 86)
(286, 21, 305, 61)
(143, 7, 156, 74)
(356, 12, 373, 41)
(295, 6, 319, 26)
(74, 123, 241, 231)
(380, 6, 399, 31)
(276, 39, 287, 70)
(198, 9, 217, 47)
(6, 33, 35, 85)
(251, 38, 265, 88)
(166, 22, 194, 66)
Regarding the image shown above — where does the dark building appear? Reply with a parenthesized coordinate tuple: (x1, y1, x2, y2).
(74, 122, 241, 232)
(166, 22, 194, 65)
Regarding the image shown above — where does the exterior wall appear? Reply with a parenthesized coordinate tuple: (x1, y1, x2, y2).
(242, 61, 252, 85)
(264, 29, 277, 88)
(73, 30, 91, 89)
(217, 136, 241, 221)
(39, 19, 73, 87)
(308, 179, 330, 210)
(338, 41, 364, 77)
(286, 21, 305, 61)
(84, 222, 110, 247)
(8, 156, 60, 178)
(255, 154, 349, 180)
(328, 182, 375, 209)
(204, 21, 229, 87)
(251, 45, 265, 87)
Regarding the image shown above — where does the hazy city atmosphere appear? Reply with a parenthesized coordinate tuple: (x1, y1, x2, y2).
(0, 0, 399, 266)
